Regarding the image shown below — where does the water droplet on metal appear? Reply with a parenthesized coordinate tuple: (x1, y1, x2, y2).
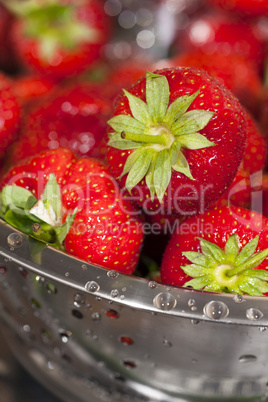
(153, 292, 177, 311)
(85, 281, 100, 293)
(239, 355, 257, 363)
(188, 299, 196, 307)
(82, 264, 87, 271)
(246, 308, 263, 321)
(73, 293, 86, 308)
(259, 326, 268, 332)
(7, 232, 23, 248)
(92, 312, 101, 321)
(203, 301, 229, 320)
(233, 294, 245, 303)
(59, 331, 72, 343)
(110, 289, 119, 298)
(163, 339, 172, 348)
(191, 319, 200, 325)
(148, 281, 157, 289)
(107, 270, 119, 279)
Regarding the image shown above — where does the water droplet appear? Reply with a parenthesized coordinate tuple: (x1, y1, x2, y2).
(73, 293, 86, 308)
(110, 289, 119, 298)
(153, 292, 177, 311)
(188, 299, 196, 307)
(85, 281, 100, 293)
(163, 339, 172, 348)
(7, 232, 23, 248)
(239, 355, 257, 363)
(59, 331, 72, 343)
(233, 294, 245, 303)
(203, 301, 229, 320)
(148, 281, 157, 289)
(65, 272, 70, 277)
(47, 361, 55, 370)
(92, 312, 101, 321)
(120, 295, 125, 300)
(82, 264, 87, 271)
(246, 308, 263, 321)
(259, 326, 267, 332)
(107, 270, 119, 279)
(122, 287, 127, 292)
(191, 319, 200, 325)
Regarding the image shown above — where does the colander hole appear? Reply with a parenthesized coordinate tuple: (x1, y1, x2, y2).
(62, 354, 72, 363)
(19, 267, 29, 278)
(113, 373, 126, 382)
(46, 283, 57, 294)
(163, 339, 172, 347)
(73, 293, 86, 307)
(119, 336, 134, 345)
(106, 309, 119, 319)
(122, 360, 136, 369)
(31, 298, 41, 309)
(238, 355, 257, 363)
(0, 266, 7, 275)
(72, 309, 84, 319)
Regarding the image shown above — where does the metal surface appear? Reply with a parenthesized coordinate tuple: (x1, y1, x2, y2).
(0, 219, 268, 401)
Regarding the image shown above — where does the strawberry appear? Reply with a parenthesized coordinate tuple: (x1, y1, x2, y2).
(173, 11, 265, 73)
(9, 0, 112, 80)
(8, 81, 111, 163)
(208, 0, 268, 16)
(0, 73, 20, 161)
(170, 50, 263, 116)
(61, 157, 144, 274)
(0, 148, 77, 248)
(0, 3, 19, 74)
(161, 205, 268, 296)
(107, 67, 246, 217)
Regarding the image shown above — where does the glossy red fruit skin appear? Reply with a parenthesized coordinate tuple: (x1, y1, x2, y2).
(160, 206, 268, 287)
(0, 148, 77, 199)
(107, 67, 246, 217)
(9, 82, 111, 163)
(175, 11, 265, 72)
(0, 73, 20, 159)
(62, 158, 144, 274)
(170, 51, 263, 117)
(208, 0, 268, 16)
(10, 0, 112, 80)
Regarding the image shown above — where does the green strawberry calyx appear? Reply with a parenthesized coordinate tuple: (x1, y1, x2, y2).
(0, 174, 76, 249)
(6, 0, 100, 62)
(108, 71, 216, 203)
(182, 234, 268, 296)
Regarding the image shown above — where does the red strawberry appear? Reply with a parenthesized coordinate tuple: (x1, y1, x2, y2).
(9, 0, 112, 80)
(61, 158, 144, 274)
(170, 50, 263, 116)
(208, 0, 268, 16)
(0, 73, 20, 160)
(0, 3, 19, 74)
(161, 205, 268, 296)
(0, 148, 77, 247)
(107, 67, 246, 217)
(8, 81, 111, 163)
(173, 11, 265, 73)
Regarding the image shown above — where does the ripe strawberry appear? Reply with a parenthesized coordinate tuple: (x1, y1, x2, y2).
(0, 73, 20, 160)
(61, 157, 144, 274)
(173, 11, 265, 73)
(170, 50, 263, 116)
(161, 205, 268, 296)
(107, 67, 246, 217)
(9, 81, 111, 163)
(9, 0, 112, 80)
(0, 148, 77, 247)
(208, 0, 268, 16)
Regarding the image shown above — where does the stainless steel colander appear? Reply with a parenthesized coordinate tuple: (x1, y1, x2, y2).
(1, 219, 268, 402)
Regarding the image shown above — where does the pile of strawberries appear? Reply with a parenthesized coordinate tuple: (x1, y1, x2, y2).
(0, 0, 268, 296)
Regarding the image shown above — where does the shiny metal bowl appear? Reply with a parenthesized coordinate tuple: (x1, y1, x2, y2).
(0, 220, 268, 402)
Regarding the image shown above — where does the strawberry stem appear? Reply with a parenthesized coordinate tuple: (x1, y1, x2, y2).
(226, 248, 268, 277)
(121, 130, 171, 147)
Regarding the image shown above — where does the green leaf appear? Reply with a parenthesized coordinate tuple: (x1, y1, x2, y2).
(125, 149, 154, 193)
(244, 269, 268, 281)
(182, 251, 211, 267)
(108, 115, 146, 136)
(42, 173, 61, 222)
(172, 151, 194, 180)
(182, 264, 210, 278)
(224, 234, 240, 262)
(123, 89, 151, 125)
(246, 277, 268, 294)
(177, 133, 215, 150)
(197, 237, 225, 262)
(119, 148, 146, 178)
(146, 72, 169, 123)
(108, 133, 143, 150)
(4, 209, 37, 234)
(234, 236, 259, 266)
(0, 185, 37, 212)
(238, 281, 263, 296)
(169, 140, 181, 165)
(183, 275, 212, 290)
(172, 110, 215, 136)
(153, 149, 172, 203)
(56, 208, 77, 244)
(164, 90, 200, 127)
(145, 153, 157, 201)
